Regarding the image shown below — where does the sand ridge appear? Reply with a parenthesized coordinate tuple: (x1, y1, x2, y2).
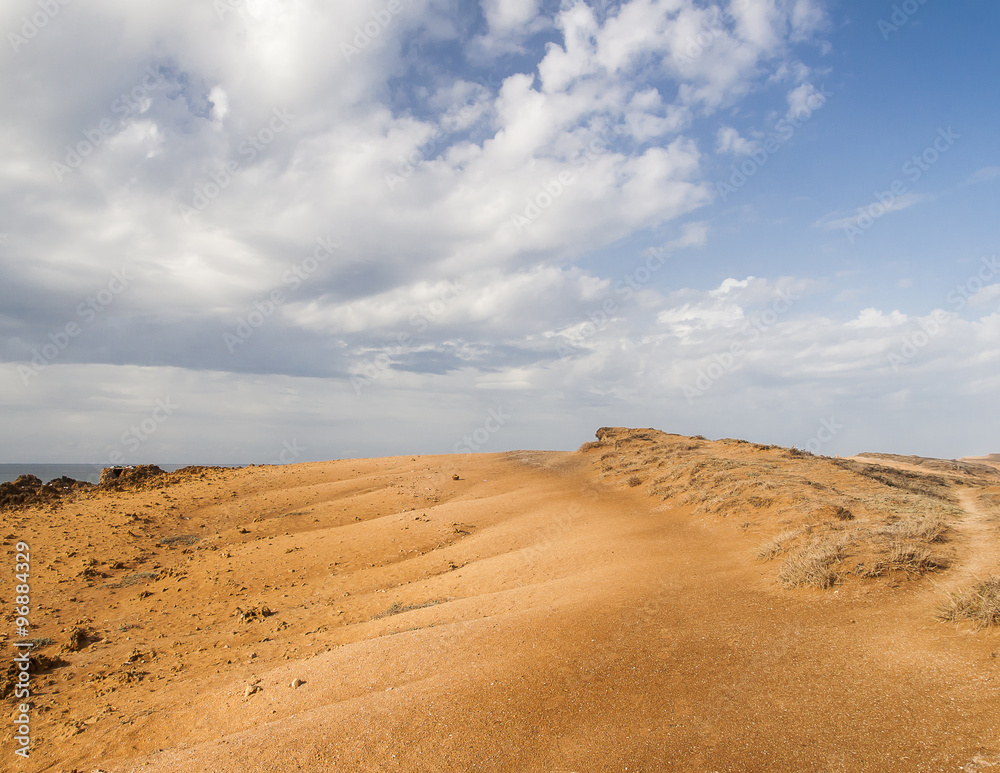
(2, 430, 999, 771)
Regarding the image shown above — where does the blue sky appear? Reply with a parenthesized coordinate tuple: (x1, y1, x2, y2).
(0, 0, 997, 465)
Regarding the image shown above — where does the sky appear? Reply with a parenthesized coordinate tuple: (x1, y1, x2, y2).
(0, 0, 997, 466)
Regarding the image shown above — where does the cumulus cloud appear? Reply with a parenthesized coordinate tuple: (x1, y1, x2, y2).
(716, 125, 761, 155)
(468, 0, 549, 60)
(8, 1, 995, 462)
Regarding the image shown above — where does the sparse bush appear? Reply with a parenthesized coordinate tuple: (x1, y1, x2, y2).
(880, 543, 947, 575)
(777, 535, 848, 589)
(853, 562, 883, 579)
(879, 514, 947, 543)
(938, 577, 1000, 628)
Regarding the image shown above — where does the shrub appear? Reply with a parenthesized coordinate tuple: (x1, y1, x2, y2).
(938, 577, 1000, 628)
(777, 535, 847, 589)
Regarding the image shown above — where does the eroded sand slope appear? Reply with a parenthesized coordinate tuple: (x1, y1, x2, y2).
(2, 429, 999, 772)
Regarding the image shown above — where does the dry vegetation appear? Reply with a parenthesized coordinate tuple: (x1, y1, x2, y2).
(938, 577, 1000, 628)
(582, 427, 996, 593)
(977, 489, 1000, 521)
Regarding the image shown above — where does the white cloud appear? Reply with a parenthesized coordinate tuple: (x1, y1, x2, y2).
(5, 273, 1000, 461)
(789, 0, 827, 40)
(969, 283, 1000, 308)
(649, 220, 710, 254)
(209, 86, 229, 122)
(469, 0, 550, 60)
(716, 125, 760, 155)
(968, 166, 1000, 184)
(846, 308, 908, 329)
(817, 193, 931, 231)
(483, 0, 541, 33)
(785, 80, 823, 119)
(22, 2, 1000, 463)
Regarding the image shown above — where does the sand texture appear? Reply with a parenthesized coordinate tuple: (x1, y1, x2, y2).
(2, 428, 1000, 772)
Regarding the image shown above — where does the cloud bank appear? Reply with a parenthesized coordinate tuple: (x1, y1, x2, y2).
(1, 0, 997, 463)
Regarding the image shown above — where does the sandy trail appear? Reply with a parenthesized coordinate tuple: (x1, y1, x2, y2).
(941, 489, 1000, 589)
(3, 442, 1000, 772)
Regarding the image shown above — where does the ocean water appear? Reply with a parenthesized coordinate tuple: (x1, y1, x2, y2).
(0, 464, 190, 485)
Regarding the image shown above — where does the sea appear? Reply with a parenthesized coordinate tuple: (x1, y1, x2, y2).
(0, 464, 191, 485)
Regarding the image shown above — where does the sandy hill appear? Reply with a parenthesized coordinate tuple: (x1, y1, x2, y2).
(964, 453, 1000, 469)
(2, 428, 999, 772)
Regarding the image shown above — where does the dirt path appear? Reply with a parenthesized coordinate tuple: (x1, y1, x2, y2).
(943, 489, 1000, 588)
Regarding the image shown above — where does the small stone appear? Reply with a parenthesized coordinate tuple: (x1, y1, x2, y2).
(291, 678, 304, 688)
(244, 684, 260, 698)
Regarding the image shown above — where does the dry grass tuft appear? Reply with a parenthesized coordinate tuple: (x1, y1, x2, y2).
(884, 543, 948, 574)
(978, 490, 1000, 521)
(755, 529, 802, 560)
(373, 599, 447, 620)
(938, 577, 1000, 628)
(777, 535, 846, 589)
(878, 514, 948, 543)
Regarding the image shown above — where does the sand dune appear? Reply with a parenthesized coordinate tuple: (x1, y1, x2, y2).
(2, 429, 999, 772)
